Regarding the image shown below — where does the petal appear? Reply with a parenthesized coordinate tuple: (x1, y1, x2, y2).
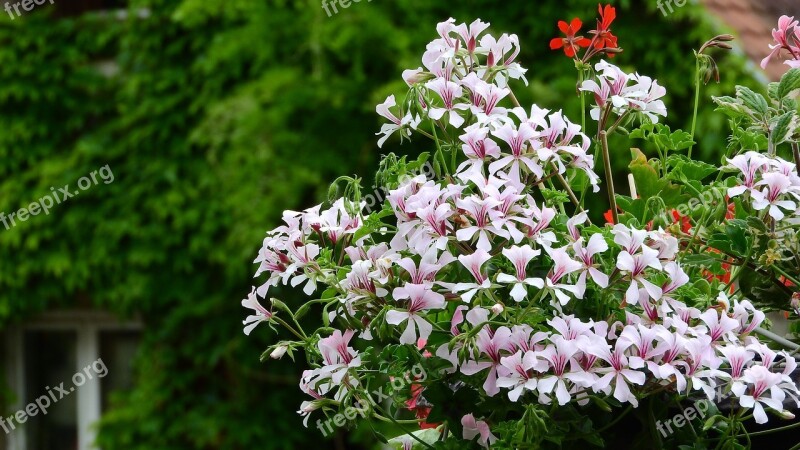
(538, 376, 557, 394)
(569, 18, 583, 34)
(399, 319, 417, 345)
(555, 380, 571, 405)
(589, 268, 609, 288)
(386, 310, 410, 325)
(753, 403, 768, 424)
(414, 315, 434, 343)
(510, 283, 527, 302)
(625, 280, 640, 305)
(497, 273, 518, 284)
(641, 279, 664, 301)
(483, 366, 500, 396)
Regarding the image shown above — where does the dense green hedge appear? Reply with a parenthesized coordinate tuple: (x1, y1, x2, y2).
(0, 0, 762, 448)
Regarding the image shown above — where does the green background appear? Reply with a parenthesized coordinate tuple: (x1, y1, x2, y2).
(0, 0, 764, 448)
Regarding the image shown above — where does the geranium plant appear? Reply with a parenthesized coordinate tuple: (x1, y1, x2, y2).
(243, 6, 800, 449)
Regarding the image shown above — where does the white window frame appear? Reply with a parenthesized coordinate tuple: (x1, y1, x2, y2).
(3, 311, 142, 450)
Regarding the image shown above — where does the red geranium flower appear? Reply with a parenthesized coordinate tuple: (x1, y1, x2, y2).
(405, 382, 440, 429)
(591, 4, 618, 52)
(550, 18, 592, 58)
(671, 209, 692, 233)
(603, 209, 615, 225)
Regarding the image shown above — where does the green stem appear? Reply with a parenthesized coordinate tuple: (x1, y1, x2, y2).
(595, 405, 632, 433)
(552, 163, 585, 214)
(371, 414, 423, 425)
(372, 404, 435, 449)
(688, 56, 701, 159)
(429, 119, 450, 178)
(273, 317, 307, 341)
(723, 248, 752, 293)
(647, 397, 664, 449)
(579, 67, 587, 134)
(773, 265, 800, 288)
(732, 420, 800, 438)
(687, 208, 710, 256)
(793, 142, 800, 176)
(508, 90, 522, 108)
(606, 110, 631, 136)
(600, 131, 619, 224)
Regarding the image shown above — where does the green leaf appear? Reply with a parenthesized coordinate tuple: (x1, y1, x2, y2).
(656, 127, 694, 151)
(736, 86, 769, 116)
(712, 95, 749, 120)
(728, 126, 768, 152)
(387, 429, 442, 449)
(541, 187, 570, 206)
(666, 155, 717, 182)
(707, 219, 751, 258)
(628, 125, 651, 140)
(591, 396, 613, 413)
(739, 267, 792, 308)
(693, 278, 712, 295)
(771, 111, 797, 145)
(629, 123, 694, 151)
(615, 195, 647, 223)
(628, 149, 689, 209)
(768, 82, 781, 102)
(746, 216, 768, 233)
(680, 254, 725, 275)
(778, 68, 800, 99)
(702, 415, 724, 431)
(629, 148, 664, 200)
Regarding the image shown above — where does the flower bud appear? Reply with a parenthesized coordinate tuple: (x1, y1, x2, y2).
(271, 345, 288, 360)
(714, 34, 735, 42)
(491, 303, 504, 315)
(711, 43, 733, 50)
(715, 292, 731, 311)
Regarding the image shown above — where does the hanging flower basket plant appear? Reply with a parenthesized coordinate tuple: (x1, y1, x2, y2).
(243, 6, 800, 449)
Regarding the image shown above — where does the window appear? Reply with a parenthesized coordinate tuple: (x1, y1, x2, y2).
(24, 331, 79, 450)
(1, 311, 141, 450)
(54, 0, 126, 18)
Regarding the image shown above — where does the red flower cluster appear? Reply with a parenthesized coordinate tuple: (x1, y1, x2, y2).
(405, 382, 439, 429)
(592, 4, 618, 51)
(550, 4, 620, 61)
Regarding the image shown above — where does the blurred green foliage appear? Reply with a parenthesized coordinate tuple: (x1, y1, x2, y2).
(0, 0, 762, 448)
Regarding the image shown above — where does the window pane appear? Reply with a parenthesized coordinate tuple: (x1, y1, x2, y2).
(24, 331, 78, 450)
(99, 331, 139, 411)
(56, 0, 127, 17)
